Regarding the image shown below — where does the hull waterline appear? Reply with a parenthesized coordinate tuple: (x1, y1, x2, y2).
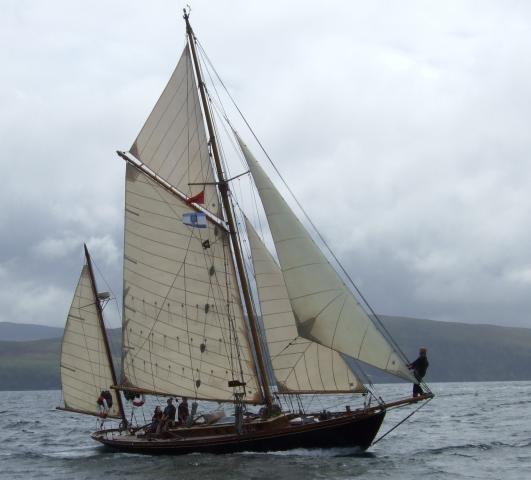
(91, 410, 386, 455)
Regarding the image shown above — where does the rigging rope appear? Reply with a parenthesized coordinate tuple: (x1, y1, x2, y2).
(194, 37, 435, 418)
(196, 39, 414, 372)
(372, 397, 433, 446)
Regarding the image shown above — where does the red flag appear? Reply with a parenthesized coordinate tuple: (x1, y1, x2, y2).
(186, 190, 205, 205)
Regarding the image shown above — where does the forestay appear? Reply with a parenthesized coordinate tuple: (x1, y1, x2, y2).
(121, 164, 261, 403)
(246, 219, 366, 394)
(60, 265, 120, 418)
(237, 135, 415, 382)
(129, 46, 219, 215)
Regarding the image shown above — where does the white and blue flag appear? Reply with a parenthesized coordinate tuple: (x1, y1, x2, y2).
(182, 212, 207, 229)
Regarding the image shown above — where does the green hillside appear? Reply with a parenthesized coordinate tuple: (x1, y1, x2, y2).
(1, 318, 530, 390)
(0, 321, 63, 341)
(0, 329, 121, 391)
(0, 337, 61, 390)
(380, 315, 531, 382)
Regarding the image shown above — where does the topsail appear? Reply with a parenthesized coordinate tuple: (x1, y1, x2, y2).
(129, 46, 219, 215)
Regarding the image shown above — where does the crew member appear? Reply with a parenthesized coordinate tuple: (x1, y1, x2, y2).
(178, 397, 189, 424)
(97, 391, 110, 418)
(157, 397, 177, 434)
(408, 347, 429, 397)
(151, 405, 163, 432)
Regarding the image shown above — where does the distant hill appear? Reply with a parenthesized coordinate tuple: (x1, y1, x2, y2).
(0, 337, 62, 390)
(0, 322, 63, 341)
(0, 328, 121, 391)
(379, 315, 531, 382)
(1, 317, 531, 390)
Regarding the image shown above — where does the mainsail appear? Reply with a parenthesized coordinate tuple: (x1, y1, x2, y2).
(60, 261, 121, 418)
(237, 134, 415, 382)
(120, 163, 261, 402)
(129, 46, 219, 215)
(246, 219, 366, 394)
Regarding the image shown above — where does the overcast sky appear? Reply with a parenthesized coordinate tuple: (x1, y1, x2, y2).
(1, 0, 531, 329)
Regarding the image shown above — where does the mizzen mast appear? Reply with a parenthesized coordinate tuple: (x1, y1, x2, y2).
(183, 10, 273, 409)
(84, 244, 127, 425)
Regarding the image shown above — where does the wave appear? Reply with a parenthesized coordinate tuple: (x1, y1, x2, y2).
(450, 411, 479, 418)
(497, 400, 531, 408)
(420, 440, 514, 455)
(0, 451, 48, 461)
(3, 420, 42, 430)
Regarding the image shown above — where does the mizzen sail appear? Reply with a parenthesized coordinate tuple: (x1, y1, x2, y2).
(246, 219, 366, 394)
(129, 46, 219, 214)
(60, 264, 120, 418)
(120, 163, 261, 402)
(238, 135, 414, 382)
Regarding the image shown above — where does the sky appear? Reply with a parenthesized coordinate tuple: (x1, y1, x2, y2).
(1, 0, 531, 329)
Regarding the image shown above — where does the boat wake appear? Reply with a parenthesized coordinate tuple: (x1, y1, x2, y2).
(43, 446, 103, 459)
(237, 446, 366, 458)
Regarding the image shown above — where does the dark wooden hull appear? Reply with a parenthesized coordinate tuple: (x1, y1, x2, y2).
(91, 409, 386, 455)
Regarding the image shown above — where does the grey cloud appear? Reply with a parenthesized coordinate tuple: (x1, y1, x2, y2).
(2, 0, 531, 328)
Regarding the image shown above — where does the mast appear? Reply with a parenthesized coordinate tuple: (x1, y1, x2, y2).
(183, 11, 273, 409)
(84, 244, 127, 425)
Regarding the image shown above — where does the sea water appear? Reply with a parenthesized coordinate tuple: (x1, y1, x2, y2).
(0, 382, 529, 479)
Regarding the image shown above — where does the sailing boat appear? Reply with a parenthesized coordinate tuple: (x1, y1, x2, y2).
(57, 11, 432, 454)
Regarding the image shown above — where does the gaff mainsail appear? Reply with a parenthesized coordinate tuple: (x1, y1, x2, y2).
(120, 163, 261, 403)
(117, 36, 264, 404)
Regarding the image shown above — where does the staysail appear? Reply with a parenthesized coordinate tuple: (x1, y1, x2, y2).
(120, 163, 261, 403)
(245, 219, 366, 394)
(129, 46, 219, 215)
(60, 260, 121, 418)
(237, 134, 415, 382)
